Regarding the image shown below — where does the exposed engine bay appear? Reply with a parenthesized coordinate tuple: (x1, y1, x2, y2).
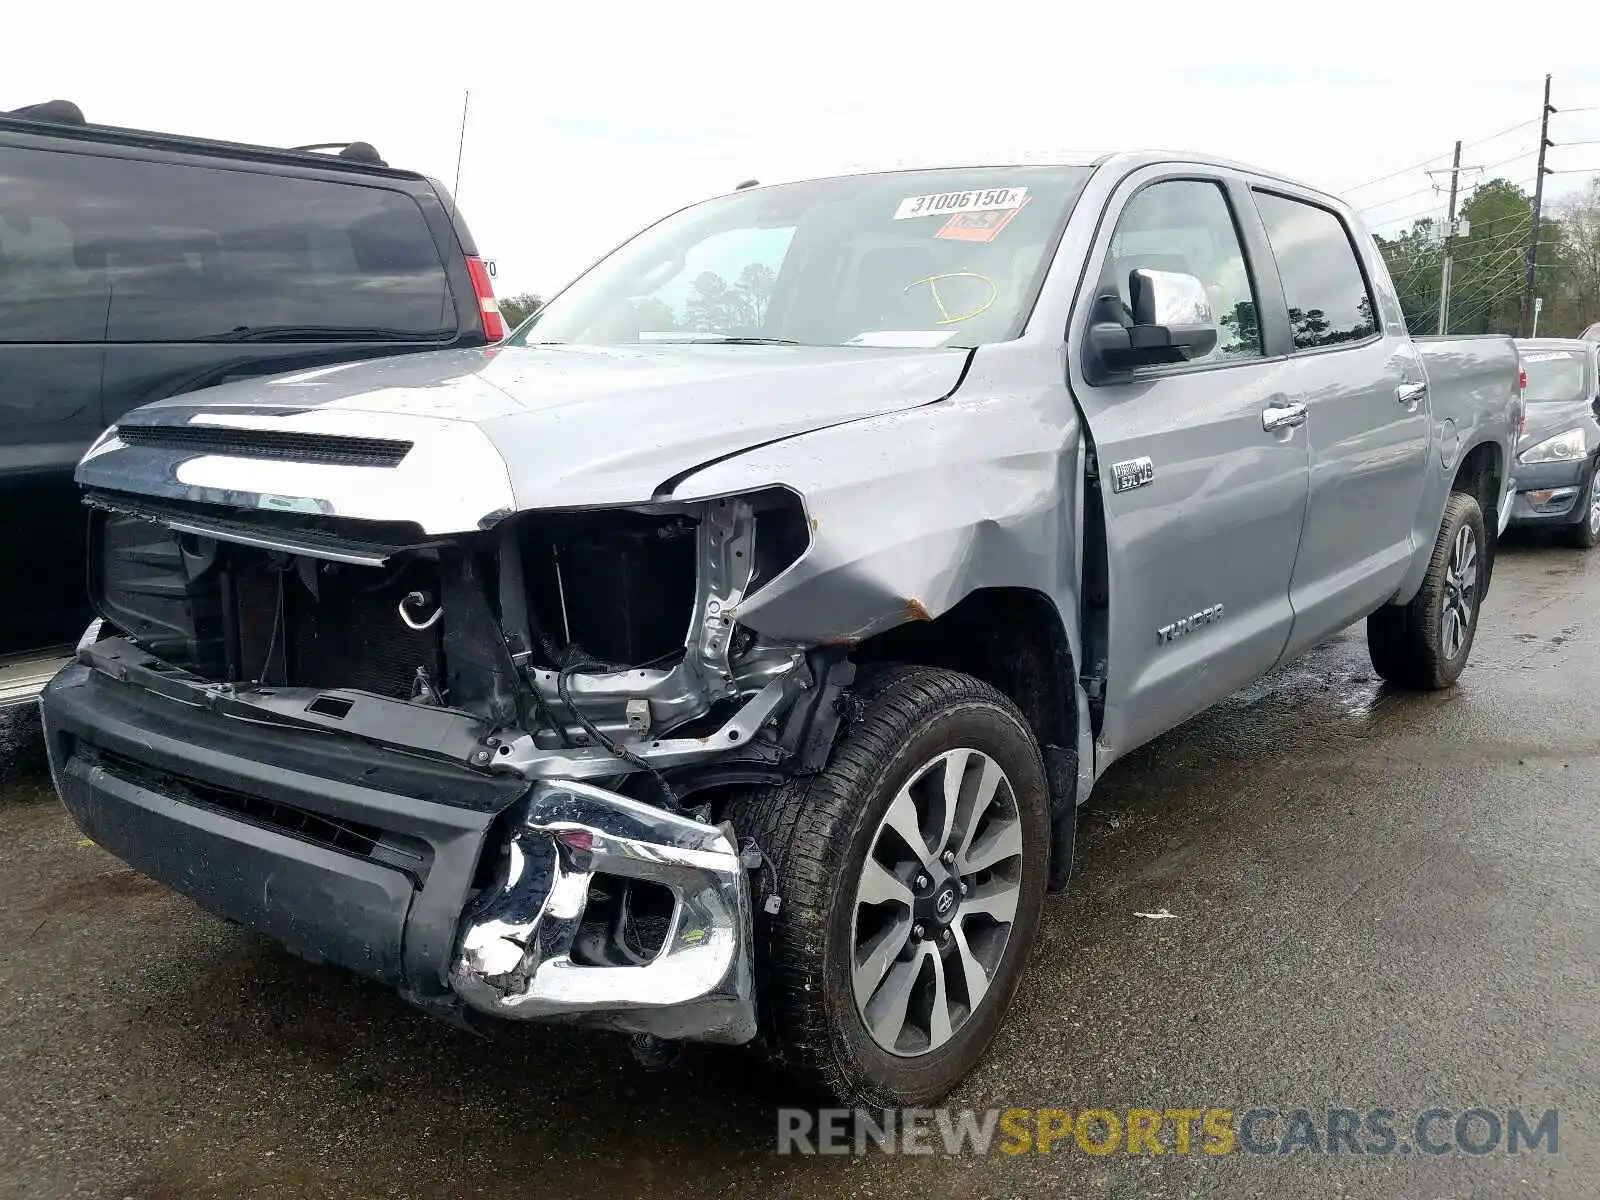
(85, 485, 849, 800)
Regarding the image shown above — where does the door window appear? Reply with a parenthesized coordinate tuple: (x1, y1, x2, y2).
(1100, 179, 1262, 363)
(1252, 191, 1378, 350)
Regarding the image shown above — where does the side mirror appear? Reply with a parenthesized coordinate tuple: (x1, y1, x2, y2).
(1088, 269, 1220, 376)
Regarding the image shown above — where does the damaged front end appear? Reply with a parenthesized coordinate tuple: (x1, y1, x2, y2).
(72, 464, 849, 1044)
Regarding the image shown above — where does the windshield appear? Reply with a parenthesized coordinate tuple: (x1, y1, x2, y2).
(510, 166, 1093, 350)
(1521, 350, 1591, 403)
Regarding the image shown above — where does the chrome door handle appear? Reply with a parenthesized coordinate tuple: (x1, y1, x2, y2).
(1396, 380, 1428, 408)
(1262, 402, 1308, 431)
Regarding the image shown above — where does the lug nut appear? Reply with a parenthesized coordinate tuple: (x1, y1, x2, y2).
(959, 882, 969, 895)
(914, 873, 929, 890)
(912, 922, 926, 941)
(940, 849, 956, 866)
(940, 928, 952, 943)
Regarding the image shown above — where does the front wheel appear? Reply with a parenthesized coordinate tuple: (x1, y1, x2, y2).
(727, 666, 1050, 1106)
(1561, 461, 1600, 549)
(1367, 491, 1486, 689)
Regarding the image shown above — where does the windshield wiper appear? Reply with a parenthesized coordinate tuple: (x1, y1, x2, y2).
(676, 336, 803, 346)
(197, 325, 435, 343)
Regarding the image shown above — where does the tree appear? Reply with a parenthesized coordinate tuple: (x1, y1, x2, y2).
(1373, 178, 1565, 336)
(499, 292, 544, 329)
(1546, 181, 1600, 335)
(1448, 179, 1539, 335)
(680, 263, 777, 334)
(1375, 218, 1443, 333)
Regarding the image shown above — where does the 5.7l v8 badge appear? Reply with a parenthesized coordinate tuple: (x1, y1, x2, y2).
(1110, 456, 1155, 493)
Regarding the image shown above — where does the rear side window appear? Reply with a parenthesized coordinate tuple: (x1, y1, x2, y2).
(1520, 349, 1589, 402)
(1252, 191, 1378, 350)
(0, 145, 453, 343)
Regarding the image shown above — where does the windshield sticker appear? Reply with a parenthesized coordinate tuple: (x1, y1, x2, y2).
(936, 199, 1029, 243)
(894, 186, 1028, 220)
(1523, 350, 1578, 362)
(846, 330, 958, 347)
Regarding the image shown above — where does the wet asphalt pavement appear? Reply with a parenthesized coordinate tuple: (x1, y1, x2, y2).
(2, 535, 1597, 1200)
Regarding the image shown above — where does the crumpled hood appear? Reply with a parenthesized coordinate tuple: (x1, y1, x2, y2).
(87, 339, 966, 524)
(97, 342, 971, 517)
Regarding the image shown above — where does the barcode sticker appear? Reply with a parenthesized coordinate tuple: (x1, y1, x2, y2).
(894, 186, 1028, 220)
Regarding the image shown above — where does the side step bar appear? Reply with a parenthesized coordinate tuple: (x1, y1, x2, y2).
(0, 648, 73, 710)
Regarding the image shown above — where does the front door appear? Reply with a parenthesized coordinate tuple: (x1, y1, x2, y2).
(1067, 170, 1311, 762)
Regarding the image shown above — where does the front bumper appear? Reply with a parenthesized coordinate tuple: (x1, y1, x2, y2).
(1510, 458, 1591, 526)
(41, 662, 757, 1043)
(452, 780, 756, 1043)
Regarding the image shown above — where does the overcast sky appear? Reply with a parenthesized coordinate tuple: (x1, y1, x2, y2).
(14, 2, 1600, 298)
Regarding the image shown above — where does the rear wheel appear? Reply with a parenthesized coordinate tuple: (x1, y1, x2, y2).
(1367, 491, 1485, 690)
(727, 666, 1050, 1106)
(1561, 462, 1600, 549)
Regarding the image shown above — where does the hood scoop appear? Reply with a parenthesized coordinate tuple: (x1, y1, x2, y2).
(115, 424, 414, 468)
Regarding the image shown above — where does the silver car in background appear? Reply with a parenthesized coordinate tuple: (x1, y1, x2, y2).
(1510, 338, 1600, 547)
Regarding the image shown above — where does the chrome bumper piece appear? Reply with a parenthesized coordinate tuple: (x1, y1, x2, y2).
(450, 779, 757, 1044)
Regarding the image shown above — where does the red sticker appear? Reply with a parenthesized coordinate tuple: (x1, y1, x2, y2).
(936, 201, 1026, 243)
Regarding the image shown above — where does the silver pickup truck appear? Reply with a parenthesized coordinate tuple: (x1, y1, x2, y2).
(42, 153, 1521, 1106)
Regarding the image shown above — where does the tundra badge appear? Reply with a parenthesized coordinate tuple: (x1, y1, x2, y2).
(1157, 604, 1224, 644)
(1110, 456, 1155, 493)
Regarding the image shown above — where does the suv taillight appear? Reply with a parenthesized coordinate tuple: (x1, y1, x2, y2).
(464, 255, 505, 341)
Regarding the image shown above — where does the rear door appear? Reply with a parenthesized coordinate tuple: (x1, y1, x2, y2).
(1249, 188, 1431, 658)
(1067, 167, 1311, 759)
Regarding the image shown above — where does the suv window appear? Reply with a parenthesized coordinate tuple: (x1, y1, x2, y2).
(1099, 179, 1262, 363)
(1252, 191, 1378, 350)
(0, 146, 453, 344)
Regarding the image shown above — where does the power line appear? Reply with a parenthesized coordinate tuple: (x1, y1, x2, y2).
(1341, 151, 1454, 194)
(1474, 147, 1539, 174)
(1461, 116, 1544, 152)
(1340, 117, 1544, 194)
(1357, 183, 1442, 214)
(1368, 174, 1543, 232)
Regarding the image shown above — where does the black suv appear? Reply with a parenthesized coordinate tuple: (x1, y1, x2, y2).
(0, 100, 503, 708)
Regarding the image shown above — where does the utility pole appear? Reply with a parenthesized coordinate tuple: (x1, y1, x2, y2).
(1437, 140, 1463, 335)
(1520, 74, 1556, 336)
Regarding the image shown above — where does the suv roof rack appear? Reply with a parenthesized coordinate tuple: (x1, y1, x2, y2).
(5, 99, 85, 125)
(4, 100, 391, 172)
(288, 141, 388, 167)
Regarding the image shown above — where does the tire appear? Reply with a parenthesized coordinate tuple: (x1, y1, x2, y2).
(1367, 491, 1486, 690)
(1560, 460, 1600, 549)
(726, 665, 1050, 1106)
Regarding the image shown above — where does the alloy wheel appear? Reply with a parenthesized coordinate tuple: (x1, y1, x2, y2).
(849, 748, 1024, 1057)
(1441, 523, 1479, 661)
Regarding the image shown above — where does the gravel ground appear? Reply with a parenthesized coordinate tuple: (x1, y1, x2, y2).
(1, 535, 1595, 1199)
